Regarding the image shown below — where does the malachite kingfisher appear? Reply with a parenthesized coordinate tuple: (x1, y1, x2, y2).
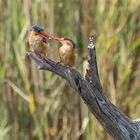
(55, 37, 76, 67)
(28, 25, 49, 60)
(44, 36, 76, 67)
(40, 32, 77, 67)
(28, 25, 62, 59)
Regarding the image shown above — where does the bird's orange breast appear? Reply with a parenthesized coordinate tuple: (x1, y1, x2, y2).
(28, 33, 48, 57)
(59, 44, 75, 67)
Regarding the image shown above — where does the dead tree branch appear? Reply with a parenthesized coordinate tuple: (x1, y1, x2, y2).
(28, 35, 140, 140)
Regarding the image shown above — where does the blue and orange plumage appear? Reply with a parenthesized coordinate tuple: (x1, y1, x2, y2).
(56, 38, 76, 67)
(28, 25, 48, 59)
(29, 25, 77, 67)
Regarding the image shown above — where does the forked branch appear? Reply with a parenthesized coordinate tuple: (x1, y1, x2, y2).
(28, 35, 140, 140)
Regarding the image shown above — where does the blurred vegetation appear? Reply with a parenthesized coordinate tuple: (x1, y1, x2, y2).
(0, 0, 140, 140)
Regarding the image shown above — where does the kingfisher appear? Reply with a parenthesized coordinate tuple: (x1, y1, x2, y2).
(28, 25, 49, 60)
(43, 35, 76, 67)
(54, 37, 76, 67)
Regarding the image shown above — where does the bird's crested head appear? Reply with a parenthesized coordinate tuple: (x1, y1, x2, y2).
(62, 38, 76, 48)
(30, 25, 44, 35)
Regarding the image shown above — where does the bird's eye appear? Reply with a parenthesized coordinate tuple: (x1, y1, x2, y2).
(37, 30, 40, 32)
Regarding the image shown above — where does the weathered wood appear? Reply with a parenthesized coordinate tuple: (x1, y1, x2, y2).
(28, 36, 140, 140)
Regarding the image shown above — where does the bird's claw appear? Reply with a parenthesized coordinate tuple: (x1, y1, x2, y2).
(41, 56, 48, 61)
(34, 52, 47, 61)
(54, 61, 61, 66)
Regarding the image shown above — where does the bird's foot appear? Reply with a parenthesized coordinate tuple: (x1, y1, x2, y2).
(54, 61, 61, 66)
(41, 56, 48, 61)
(34, 53, 47, 61)
(54, 57, 62, 66)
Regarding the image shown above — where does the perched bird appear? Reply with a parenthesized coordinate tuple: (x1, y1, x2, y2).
(28, 25, 49, 59)
(51, 37, 76, 67)
(29, 25, 77, 67)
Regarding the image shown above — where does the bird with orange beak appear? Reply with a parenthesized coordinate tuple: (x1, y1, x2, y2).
(55, 37, 76, 67)
(28, 25, 62, 60)
(41, 32, 76, 67)
(28, 25, 49, 60)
